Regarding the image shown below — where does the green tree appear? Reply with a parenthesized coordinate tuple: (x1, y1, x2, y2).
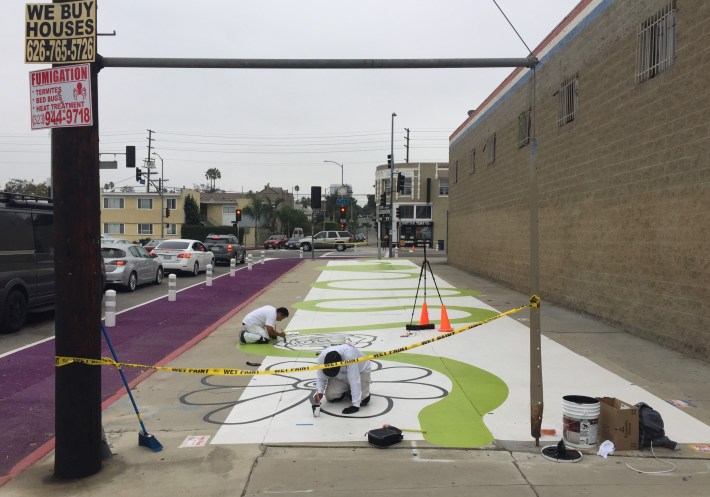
(204, 168, 221, 192)
(3, 178, 49, 196)
(184, 194, 200, 225)
(242, 192, 271, 246)
(275, 205, 308, 236)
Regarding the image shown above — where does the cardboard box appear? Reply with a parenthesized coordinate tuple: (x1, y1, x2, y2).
(596, 397, 639, 450)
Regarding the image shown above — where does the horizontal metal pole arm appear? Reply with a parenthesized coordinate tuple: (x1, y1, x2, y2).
(98, 56, 538, 70)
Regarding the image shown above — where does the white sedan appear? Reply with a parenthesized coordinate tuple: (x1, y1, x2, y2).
(150, 239, 215, 276)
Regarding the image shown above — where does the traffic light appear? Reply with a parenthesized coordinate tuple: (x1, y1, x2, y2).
(380, 193, 386, 207)
(395, 206, 401, 218)
(165, 207, 170, 218)
(339, 207, 346, 223)
(396, 173, 405, 193)
(126, 146, 135, 168)
(135, 167, 142, 182)
(235, 209, 242, 222)
(311, 186, 321, 208)
(340, 223, 345, 229)
(387, 154, 393, 168)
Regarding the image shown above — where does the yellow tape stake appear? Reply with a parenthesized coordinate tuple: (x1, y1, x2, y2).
(56, 300, 533, 376)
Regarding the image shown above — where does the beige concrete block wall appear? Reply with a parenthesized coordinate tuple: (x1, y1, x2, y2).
(449, 0, 710, 360)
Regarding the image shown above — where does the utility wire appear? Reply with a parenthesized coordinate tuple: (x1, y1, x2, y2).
(491, 0, 533, 54)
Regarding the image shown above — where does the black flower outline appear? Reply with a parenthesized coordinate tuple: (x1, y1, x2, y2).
(179, 359, 448, 424)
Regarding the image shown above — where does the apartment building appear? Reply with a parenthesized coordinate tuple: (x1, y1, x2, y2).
(100, 188, 199, 242)
(375, 162, 449, 248)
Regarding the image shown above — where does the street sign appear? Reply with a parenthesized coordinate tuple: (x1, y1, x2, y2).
(335, 198, 348, 205)
(29, 63, 93, 130)
(25, 1, 97, 64)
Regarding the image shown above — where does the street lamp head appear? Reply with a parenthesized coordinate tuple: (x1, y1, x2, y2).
(392, 112, 397, 117)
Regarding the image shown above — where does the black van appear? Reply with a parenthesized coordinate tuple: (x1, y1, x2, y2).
(0, 192, 54, 333)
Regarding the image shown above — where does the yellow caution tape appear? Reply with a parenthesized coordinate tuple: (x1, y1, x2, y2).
(530, 295, 541, 308)
(56, 299, 536, 376)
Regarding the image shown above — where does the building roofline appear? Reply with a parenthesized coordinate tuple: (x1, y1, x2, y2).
(449, 0, 597, 144)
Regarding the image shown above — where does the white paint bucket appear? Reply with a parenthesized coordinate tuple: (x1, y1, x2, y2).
(562, 395, 600, 448)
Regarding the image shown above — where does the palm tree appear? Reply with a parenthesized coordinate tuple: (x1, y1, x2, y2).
(204, 168, 221, 192)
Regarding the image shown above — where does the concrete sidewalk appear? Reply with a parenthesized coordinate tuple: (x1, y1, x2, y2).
(2, 257, 709, 497)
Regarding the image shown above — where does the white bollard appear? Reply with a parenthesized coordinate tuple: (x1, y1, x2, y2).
(168, 273, 177, 301)
(206, 264, 213, 286)
(394, 246, 399, 258)
(260, 250, 265, 264)
(104, 289, 116, 327)
(299, 247, 303, 259)
(230, 258, 236, 277)
(248, 254, 253, 271)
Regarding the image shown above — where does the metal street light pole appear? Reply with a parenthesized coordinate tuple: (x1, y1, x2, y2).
(323, 160, 344, 186)
(152, 152, 164, 237)
(324, 160, 346, 229)
(389, 112, 396, 257)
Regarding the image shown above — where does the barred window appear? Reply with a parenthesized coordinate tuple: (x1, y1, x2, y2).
(556, 74, 578, 127)
(166, 198, 177, 209)
(485, 134, 496, 165)
(399, 205, 414, 219)
(103, 197, 124, 209)
(138, 224, 153, 235)
(403, 176, 413, 196)
(103, 223, 124, 235)
(439, 178, 448, 196)
(415, 205, 431, 219)
(517, 109, 531, 147)
(166, 224, 177, 235)
(636, 2, 675, 83)
(467, 149, 476, 175)
(137, 198, 153, 209)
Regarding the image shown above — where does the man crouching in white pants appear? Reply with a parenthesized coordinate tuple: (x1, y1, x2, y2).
(239, 305, 289, 344)
(314, 342, 371, 415)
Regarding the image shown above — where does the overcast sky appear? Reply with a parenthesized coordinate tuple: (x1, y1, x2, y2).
(3, 0, 579, 201)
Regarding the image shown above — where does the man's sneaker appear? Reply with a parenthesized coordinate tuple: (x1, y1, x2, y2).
(361, 395, 371, 406)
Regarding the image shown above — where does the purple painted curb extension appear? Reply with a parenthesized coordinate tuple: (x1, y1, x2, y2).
(0, 258, 300, 479)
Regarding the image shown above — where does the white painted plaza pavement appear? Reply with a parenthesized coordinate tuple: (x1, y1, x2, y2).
(210, 259, 710, 447)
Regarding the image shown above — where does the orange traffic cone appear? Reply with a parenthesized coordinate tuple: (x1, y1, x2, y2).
(419, 302, 430, 325)
(438, 304, 453, 332)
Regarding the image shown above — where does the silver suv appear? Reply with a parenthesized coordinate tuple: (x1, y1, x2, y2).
(299, 231, 354, 252)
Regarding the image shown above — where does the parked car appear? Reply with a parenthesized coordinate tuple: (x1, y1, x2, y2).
(143, 238, 167, 252)
(151, 239, 215, 276)
(284, 235, 302, 250)
(0, 193, 54, 333)
(103, 237, 132, 245)
(299, 231, 354, 252)
(203, 234, 245, 265)
(355, 233, 366, 243)
(101, 243, 164, 292)
(264, 234, 288, 249)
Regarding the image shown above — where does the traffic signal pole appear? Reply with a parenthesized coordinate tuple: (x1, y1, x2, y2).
(389, 112, 396, 257)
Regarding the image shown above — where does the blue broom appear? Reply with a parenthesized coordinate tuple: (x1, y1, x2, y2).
(101, 323, 163, 452)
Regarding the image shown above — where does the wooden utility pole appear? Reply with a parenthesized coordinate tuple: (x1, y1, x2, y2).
(53, 34, 103, 483)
